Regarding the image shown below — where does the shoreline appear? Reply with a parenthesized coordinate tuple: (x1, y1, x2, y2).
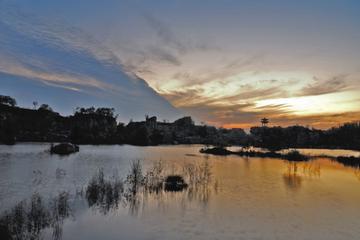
(1, 141, 360, 152)
(199, 146, 360, 168)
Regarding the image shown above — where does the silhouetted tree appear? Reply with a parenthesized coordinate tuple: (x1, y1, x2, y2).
(0, 95, 16, 107)
(95, 107, 115, 118)
(33, 101, 38, 109)
(38, 104, 53, 112)
(149, 129, 164, 145)
(74, 107, 96, 115)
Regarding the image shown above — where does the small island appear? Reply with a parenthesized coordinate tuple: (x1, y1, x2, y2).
(50, 143, 79, 155)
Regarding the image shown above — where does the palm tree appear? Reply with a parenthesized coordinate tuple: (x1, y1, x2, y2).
(261, 118, 269, 127)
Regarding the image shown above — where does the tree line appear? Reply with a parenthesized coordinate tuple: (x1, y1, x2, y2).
(1, 95, 359, 150)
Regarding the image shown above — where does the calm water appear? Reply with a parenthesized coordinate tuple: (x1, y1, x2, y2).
(1, 143, 360, 240)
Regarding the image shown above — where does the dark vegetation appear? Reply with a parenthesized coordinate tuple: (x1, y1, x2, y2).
(335, 156, 360, 168)
(0, 192, 71, 240)
(1, 95, 360, 151)
(164, 175, 188, 192)
(0, 95, 246, 146)
(85, 169, 124, 213)
(200, 147, 360, 168)
(85, 159, 214, 213)
(200, 147, 309, 161)
(0, 96, 119, 145)
(50, 143, 79, 155)
(250, 124, 360, 151)
(0, 159, 215, 239)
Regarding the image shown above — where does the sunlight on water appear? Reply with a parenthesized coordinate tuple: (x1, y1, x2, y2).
(1, 144, 360, 240)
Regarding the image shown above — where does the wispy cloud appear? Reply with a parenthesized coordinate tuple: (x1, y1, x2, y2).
(298, 75, 349, 96)
(0, 4, 180, 120)
(143, 13, 188, 54)
(119, 12, 221, 78)
(0, 62, 110, 92)
(147, 46, 182, 66)
(179, 101, 290, 127)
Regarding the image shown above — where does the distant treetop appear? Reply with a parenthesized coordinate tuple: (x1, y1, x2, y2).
(74, 107, 115, 118)
(38, 104, 53, 112)
(0, 95, 17, 107)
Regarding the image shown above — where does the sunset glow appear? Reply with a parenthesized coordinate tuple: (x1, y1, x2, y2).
(1, 2, 360, 240)
(1, 0, 360, 129)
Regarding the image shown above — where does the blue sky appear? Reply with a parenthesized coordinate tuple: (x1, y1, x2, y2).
(1, 0, 360, 128)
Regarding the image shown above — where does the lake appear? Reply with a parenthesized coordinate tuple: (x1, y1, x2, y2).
(1, 143, 360, 240)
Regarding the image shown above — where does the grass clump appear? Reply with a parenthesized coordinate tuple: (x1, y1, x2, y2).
(0, 192, 71, 240)
(86, 169, 124, 213)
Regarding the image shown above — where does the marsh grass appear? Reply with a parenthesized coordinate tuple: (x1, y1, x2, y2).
(182, 159, 212, 187)
(50, 192, 71, 240)
(124, 160, 145, 202)
(0, 192, 71, 240)
(143, 160, 165, 193)
(84, 159, 216, 212)
(85, 169, 124, 213)
(0, 159, 217, 239)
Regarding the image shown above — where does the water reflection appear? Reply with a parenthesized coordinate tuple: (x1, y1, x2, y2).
(283, 162, 302, 190)
(1, 145, 360, 240)
(354, 169, 360, 182)
(335, 156, 360, 168)
(0, 158, 217, 239)
(85, 159, 216, 216)
(85, 169, 124, 214)
(283, 161, 321, 190)
(0, 192, 71, 240)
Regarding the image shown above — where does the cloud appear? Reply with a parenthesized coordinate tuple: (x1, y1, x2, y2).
(0, 5, 123, 67)
(262, 111, 360, 129)
(147, 46, 182, 66)
(161, 72, 360, 129)
(298, 75, 349, 96)
(167, 55, 266, 89)
(179, 101, 290, 127)
(143, 13, 187, 54)
(161, 71, 290, 109)
(184, 97, 360, 130)
(119, 12, 222, 78)
(0, 60, 112, 92)
(0, 4, 180, 120)
(161, 81, 293, 127)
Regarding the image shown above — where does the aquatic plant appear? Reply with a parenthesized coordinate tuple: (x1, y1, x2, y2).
(125, 160, 144, 197)
(144, 160, 165, 193)
(85, 169, 124, 213)
(50, 192, 71, 240)
(0, 192, 71, 240)
(181, 159, 213, 192)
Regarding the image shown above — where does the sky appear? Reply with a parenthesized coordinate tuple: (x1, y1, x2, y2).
(1, 0, 360, 129)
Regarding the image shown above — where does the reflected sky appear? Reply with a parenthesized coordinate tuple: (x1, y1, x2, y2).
(1, 144, 360, 239)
